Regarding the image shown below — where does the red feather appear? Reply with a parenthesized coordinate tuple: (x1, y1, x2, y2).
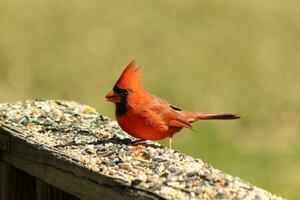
(106, 61, 241, 147)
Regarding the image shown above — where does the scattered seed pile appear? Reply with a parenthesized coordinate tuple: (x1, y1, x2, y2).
(0, 100, 283, 200)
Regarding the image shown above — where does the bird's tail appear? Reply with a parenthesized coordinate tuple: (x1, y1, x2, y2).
(181, 112, 241, 123)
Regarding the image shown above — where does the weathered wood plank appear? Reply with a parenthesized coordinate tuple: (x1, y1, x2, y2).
(36, 179, 79, 200)
(0, 160, 36, 200)
(0, 160, 9, 200)
(0, 127, 162, 200)
(0, 100, 284, 200)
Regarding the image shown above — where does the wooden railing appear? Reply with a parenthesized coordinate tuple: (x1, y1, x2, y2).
(0, 100, 283, 200)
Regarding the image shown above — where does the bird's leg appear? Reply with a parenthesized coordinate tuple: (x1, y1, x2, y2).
(169, 137, 173, 149)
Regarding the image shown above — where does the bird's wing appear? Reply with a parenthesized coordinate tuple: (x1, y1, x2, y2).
(169, 117, 192, 128)
(158, 98, 183, 111)
(148, 95, 192, 129)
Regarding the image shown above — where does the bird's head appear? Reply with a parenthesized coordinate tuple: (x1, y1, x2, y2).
(105, 60, 142, 104)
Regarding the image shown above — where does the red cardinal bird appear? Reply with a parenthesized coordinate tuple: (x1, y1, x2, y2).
(106, 61, 240, 148)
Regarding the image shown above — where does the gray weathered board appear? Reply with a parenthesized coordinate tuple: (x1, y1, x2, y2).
(0, 100, 284, 200)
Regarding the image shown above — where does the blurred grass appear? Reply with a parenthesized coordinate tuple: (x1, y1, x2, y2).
(0, 0, 299, 198)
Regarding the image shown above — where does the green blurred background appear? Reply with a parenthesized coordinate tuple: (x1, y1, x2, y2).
(0, 1, 299, 198)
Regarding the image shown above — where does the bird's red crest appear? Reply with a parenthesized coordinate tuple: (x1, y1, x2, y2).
(115, 60, 141, 89)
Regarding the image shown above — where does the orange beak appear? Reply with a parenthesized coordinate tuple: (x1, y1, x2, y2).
(105, 90, 121, 103)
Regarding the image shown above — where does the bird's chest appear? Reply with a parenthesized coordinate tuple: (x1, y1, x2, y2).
(115, 108, 174, 140)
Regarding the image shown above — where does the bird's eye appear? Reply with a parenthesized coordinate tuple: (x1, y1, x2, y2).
(122, 89, 129, 96)
(113, 86, 131, 97)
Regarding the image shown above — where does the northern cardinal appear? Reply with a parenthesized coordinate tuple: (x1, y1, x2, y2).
(105, 61, 240, 148)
